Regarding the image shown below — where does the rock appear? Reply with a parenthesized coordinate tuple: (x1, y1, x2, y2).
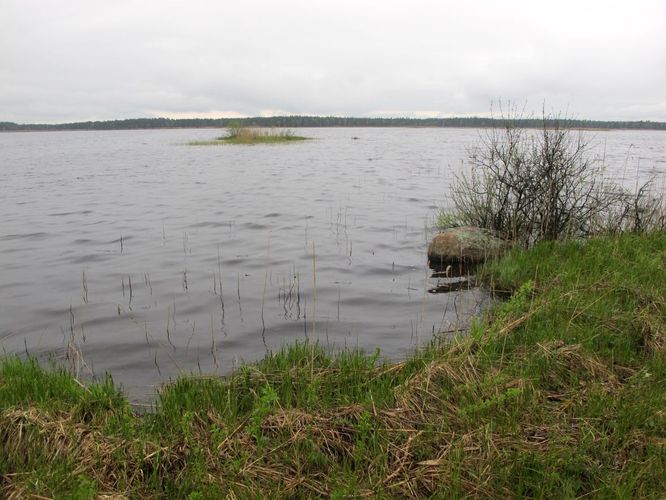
(428, 226, 507, 267)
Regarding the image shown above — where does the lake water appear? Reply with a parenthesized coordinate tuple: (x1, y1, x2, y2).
(1, 127, 664, 400)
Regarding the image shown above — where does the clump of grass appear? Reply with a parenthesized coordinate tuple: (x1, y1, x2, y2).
(1, 232, 665, 497)
(189, 124, 308, 145)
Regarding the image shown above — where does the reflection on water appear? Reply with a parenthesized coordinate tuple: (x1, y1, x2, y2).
(0, 127, 664, 401)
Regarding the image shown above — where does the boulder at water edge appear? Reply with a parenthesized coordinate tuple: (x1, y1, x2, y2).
(428, 226, 507, 266)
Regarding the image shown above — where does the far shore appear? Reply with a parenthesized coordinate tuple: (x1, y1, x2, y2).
(2, 115, 666, 133)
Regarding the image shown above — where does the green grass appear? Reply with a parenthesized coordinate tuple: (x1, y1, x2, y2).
(1, 232, 665, 498)
(189, 126, 308, 145)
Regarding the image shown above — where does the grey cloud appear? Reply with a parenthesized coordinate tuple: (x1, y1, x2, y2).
(2, 0, 665, 122)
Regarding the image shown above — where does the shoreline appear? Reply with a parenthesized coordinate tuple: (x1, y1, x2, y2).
(3, 115, 666, 133)
(1, 231, 664, 497)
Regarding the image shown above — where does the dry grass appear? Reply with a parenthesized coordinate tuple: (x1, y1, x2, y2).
(1, 408, 164, 498)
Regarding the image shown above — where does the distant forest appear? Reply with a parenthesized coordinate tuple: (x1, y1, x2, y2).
(1, 116, 665, 131)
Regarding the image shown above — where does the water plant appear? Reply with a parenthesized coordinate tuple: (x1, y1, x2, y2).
(189, 124, 308, 145)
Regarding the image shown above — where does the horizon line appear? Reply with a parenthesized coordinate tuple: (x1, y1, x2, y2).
(3, 114, 666, 127)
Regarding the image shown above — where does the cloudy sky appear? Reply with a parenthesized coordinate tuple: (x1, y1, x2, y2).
(2, 0, 665, 123)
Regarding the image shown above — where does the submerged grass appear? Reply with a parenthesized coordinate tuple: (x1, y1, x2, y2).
(189, 126, 308, 145)
(1, 232, 665, 498)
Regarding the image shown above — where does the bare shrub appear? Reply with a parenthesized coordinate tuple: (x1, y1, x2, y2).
(444, 106, 664, 247)
(593, 178, 666, 234)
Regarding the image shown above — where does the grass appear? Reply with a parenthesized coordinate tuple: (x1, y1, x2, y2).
(189, 126, 308, 145)
(1, 231, 665, 498)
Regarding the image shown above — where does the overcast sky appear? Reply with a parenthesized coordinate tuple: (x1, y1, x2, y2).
(2, 0, 665, 123)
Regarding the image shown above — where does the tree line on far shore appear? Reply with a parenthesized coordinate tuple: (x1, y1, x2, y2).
(2, 115, 666, 132)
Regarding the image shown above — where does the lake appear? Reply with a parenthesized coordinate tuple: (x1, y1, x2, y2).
(1, 127, 664, 400)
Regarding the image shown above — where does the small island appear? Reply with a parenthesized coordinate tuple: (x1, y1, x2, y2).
(189, 124, 308, 145)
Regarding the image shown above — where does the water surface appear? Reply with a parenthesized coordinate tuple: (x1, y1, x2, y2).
(1, 127, 664, 400)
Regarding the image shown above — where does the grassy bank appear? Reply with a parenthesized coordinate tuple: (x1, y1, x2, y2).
(1, 232, 664, 498)
(189, 126, 308, 145)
